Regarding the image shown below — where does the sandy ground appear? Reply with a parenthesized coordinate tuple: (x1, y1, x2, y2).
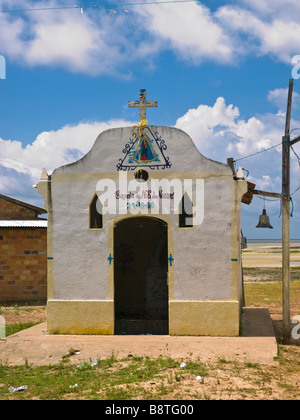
(0, 308, 278, 366)
(242, 242, 300, 268)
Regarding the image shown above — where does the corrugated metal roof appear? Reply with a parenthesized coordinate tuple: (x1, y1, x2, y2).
(0, 220, 47, 228)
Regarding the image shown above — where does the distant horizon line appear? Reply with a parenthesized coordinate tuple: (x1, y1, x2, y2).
(247, 238, 300, 241)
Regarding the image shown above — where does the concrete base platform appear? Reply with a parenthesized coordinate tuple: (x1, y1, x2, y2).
(0, 308, 278, 366)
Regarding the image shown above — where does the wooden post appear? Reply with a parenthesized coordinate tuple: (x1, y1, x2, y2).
(227, 158, 235, 173)
(250, 81, 300, 344)
(282, 79, 293, 344)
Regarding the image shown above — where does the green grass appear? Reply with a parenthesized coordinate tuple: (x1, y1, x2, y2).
(0, 355, 208, 400)
(5, 322, 40, 337)
(0, 349, 299, 400)
(243, 267, 300, 282)
(244, 280, 300, 307)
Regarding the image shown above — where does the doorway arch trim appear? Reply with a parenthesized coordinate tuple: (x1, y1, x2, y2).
(107, 214, 174, 303)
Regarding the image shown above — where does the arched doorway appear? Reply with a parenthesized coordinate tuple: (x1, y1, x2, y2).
(114, 217, 169, 335)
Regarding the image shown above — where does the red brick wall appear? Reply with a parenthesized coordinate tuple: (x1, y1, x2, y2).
(0, 198, 39, 220)
(0, 228, 47, 302)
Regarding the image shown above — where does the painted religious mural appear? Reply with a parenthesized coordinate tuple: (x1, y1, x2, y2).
(116, 127, 172, 171)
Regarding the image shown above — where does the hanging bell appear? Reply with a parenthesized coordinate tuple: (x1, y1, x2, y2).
(256, 209, 273, 229)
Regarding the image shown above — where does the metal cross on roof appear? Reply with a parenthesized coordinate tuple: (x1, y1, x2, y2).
(128, 89, 158, 122)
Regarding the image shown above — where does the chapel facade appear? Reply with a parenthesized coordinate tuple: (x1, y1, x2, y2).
(38, 92, 247, 336)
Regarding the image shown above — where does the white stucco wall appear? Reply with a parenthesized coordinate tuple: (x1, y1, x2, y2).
(173, 179, 232, 301)
(53, 126, 230, 174)
(44, 126, 237, 304)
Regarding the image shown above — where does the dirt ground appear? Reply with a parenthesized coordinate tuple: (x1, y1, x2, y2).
(1, 287, 300, 346)
(241, 242, 300, 268)
(0, 304, 46, 325)
(1, 245, 299, 400)
(266, 303, 300, 346)
(0, 305, 299, 400)
(3, 288, 300, 346)
(242, 244, 300, 346)
(2, 300, 299, 346)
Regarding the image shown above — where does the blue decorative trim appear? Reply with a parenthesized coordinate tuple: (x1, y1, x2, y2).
(168, 254, 174, 267)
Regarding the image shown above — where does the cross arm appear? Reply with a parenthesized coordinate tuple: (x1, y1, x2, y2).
(128, 100, 158, 108)
(128, 101, 141, 108)
(250, 188, 282, 199)
(144, 101, 158, 108)
(290, 135, 300, 146)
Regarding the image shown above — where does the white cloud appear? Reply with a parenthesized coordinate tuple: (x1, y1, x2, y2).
(0, 0, 144, 75)
(174, 96, 284, 161)
(268, 88, 300, 113)
(1, 98, 255, 190)
(0, 0, 237, 74)
(174, 95, 300, 215)
(241, 0, 300, 20)
(0, 94, 295, 184)
(2, 0, 300, 73)
(27, 17, 103, 71)
(175, 97, 238, 144)
(0, 119, 131, 181)
(135, 3, 234, 64)
(259, 175, 272, 190)
(216, 4, 300, 64)
(0, 93, 299, 225)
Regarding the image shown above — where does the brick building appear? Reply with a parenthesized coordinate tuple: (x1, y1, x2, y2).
(0, 194, 47, 303)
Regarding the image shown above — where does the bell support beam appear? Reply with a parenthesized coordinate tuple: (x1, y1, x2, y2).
(290, 135, 300, 146)
(250, 189, 282, 199)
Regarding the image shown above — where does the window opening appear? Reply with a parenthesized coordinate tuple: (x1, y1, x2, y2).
(135, 169, 149, 182)
(90, 194, 103, 229)
(179, 193, 193, 228)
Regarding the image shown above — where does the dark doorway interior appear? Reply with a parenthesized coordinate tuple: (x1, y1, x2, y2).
(114, 217, 168, 335)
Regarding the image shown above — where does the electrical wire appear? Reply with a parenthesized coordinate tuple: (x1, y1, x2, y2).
(291, 144, 300, 166)
(234, 141, 282, 163)
(235, 128, 300, 163)
(292, 185, 300, 196)
(0, 1, 201, 13)
(235, 134, 300, 207)
(256, 195, 279, 202)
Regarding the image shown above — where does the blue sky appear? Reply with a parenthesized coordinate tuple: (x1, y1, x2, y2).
(0, 0, 300, 239)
